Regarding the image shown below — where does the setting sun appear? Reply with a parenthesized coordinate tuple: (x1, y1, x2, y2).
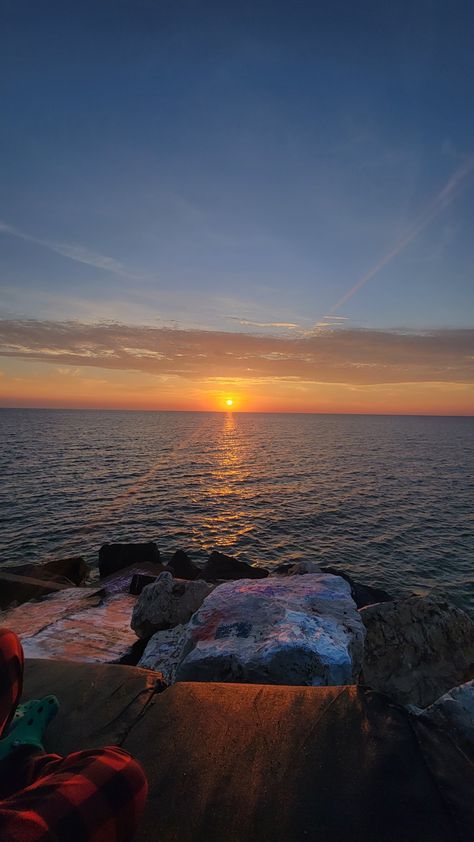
(226, 399, 233, 407)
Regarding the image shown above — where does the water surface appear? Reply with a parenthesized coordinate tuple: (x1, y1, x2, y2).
(1, 410, 472, 612)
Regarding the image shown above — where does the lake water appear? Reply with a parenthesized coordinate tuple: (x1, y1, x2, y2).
(0, 409, 473, 613)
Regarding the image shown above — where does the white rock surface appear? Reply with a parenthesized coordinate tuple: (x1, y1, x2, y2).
(131, 571, 213, 638)
(361, 596, 474, 707)
(0, 588, 138, 663)
(420, 680, 474, 749)
(138, 625, 188, 683)
(176, 573, 364, 686)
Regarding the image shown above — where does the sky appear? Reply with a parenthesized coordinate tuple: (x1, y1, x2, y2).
(0, 0, 473, 413)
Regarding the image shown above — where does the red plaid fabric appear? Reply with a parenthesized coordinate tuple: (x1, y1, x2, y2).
(0, 628, 24, 738)
(0, 629, 148, 841)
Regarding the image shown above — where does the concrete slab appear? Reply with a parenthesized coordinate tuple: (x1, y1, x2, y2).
(0, 589, 138, 662)
(23, 659, 164, 753)
(0, 588, 104, 638)
(22, 661, 470, 842)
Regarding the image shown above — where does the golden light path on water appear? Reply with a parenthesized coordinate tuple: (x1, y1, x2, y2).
(200, 411, 254, 551)
(3, 410, 472, 613)
(40, 409, 252, 562)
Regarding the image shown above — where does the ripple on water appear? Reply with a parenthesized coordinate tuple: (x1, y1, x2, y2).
(0, 409, 473, 613)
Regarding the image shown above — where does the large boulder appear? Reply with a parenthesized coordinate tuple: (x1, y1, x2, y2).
(419, 680, 474, 758)
(39, 557, 90, 585)
(131, 572, 213, 638)
(138, 625, 188, 683)
(129, 573, 157, 595)
(320, 566, 392, 609)
(167, 550, 202, 581)
(360, 596, 474, 707)
(99, 542, 160, 578)
(1, 588, 139, 663)
(176, 573, 365, 686)
(0, 557, 90, 609)
(201, 550, 268, 582)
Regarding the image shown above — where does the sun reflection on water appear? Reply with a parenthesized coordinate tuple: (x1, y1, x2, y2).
(201, 412, 256, 551)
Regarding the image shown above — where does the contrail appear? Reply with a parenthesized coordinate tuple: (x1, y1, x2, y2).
(326, 158, 473, 317)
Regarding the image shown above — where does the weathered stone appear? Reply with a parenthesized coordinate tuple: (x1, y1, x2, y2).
(0, 557, 90, 609)
(129, 573, 157, 595)
(419, 680, 474, 754)
(201, 550, 268, 582)
(138, 625, 188, 683)
(101, 561, 165, 597)
(167, 550, 201, 580)
(0, 587, 103, 637)
(23, 667, 468, 842)
(320, 566, 392, 609)
(131, 572, 213, 638)
(360, 596, 474, 707)
(274, 561, 322, 576)
(1, 587, 138, 663)
(99, 542, 160, 578)
(176, 573, 364, 686)
(40, 557, 90, 585)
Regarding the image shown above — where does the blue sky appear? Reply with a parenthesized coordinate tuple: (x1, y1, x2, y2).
(0, 1, 472, 412)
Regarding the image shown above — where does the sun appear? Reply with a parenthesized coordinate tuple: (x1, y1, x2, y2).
(226, 398, 233, 407)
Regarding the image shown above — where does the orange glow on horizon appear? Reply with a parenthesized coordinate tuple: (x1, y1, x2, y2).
(0, 360, 472, 416)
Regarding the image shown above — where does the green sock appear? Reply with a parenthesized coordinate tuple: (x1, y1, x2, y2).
(0, 696, 59, 761)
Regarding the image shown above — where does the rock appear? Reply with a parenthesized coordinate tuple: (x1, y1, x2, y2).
(100, 561, 165, 597)
(201, 550, 269, 582)
(6, 557, 89, 586)
(1, 587, 139, 663)
(129, 573, 157, 595)
(419, 680, 474, 756)
(274, 561, 322, 576)
(167, 550, 201, 581)
(176, 573, 365, 686)
(320, 566, 392, 609)
(40, 557, 90, 585)
(138, 625, 188, 683)
(131, 572, 213, 638)
(360, 596, 474, 707)
(99, 542, 160, 578)
(0, 557, 90, 609)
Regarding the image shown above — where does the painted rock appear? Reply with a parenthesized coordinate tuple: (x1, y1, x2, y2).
(176, 573, 364, 686)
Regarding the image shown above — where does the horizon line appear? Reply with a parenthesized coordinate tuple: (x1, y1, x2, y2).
(0, 405, 472, 418)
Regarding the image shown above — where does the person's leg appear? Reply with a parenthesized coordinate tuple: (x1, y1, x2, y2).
(0, 745, 148, 842)
(0, 628, 23, 738)
(0, 627, 58, 791)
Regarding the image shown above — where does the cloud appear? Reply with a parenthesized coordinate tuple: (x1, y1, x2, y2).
(0, 221, 147, 280)
(0, 319, 472, 386)
(228, 318, 301, 330)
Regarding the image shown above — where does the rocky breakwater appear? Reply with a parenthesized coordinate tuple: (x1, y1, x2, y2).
(360, 595, 474, 707)
(177, 574, 365, 685)
(133, 554, 474, 728)
(136, 568, 365, 686)
(4, 537, 474, 751)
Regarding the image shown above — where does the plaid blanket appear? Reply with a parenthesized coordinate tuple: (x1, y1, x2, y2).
(0, 629, 147, 841)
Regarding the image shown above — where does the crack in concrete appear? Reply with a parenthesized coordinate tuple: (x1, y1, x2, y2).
(118, 680, 166, 747)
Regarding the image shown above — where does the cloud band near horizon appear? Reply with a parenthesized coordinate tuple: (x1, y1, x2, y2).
(0, 319, 472, 387)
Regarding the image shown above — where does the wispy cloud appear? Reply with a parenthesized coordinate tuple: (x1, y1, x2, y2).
(0, 221, 147, 280)
(0, 319, 472, 386)
(228, 317, 301, 330)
